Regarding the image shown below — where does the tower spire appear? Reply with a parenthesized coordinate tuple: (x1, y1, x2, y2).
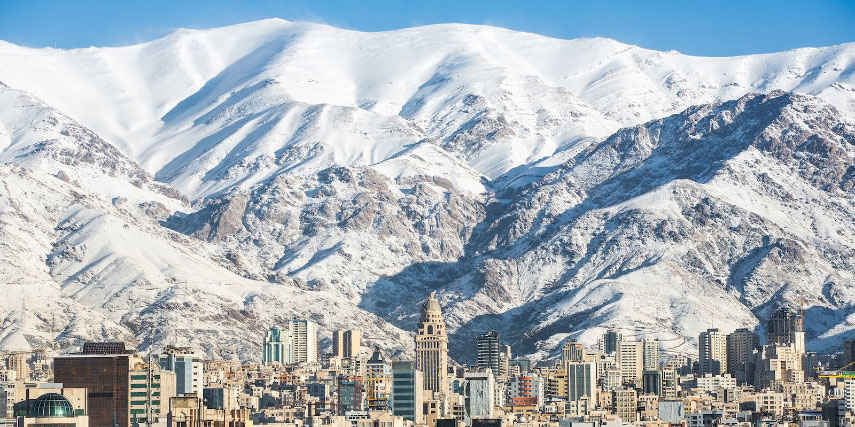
(415, 292, 448, 394)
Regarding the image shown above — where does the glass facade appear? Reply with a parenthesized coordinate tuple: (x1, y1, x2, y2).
(568, 362, 596, 401)
(54, 354, 131, 427)
(477, 331, 501, 373)
(391, 361, 422, 422)
(203, 388, 225, 410)
(337, 376, 363, 414)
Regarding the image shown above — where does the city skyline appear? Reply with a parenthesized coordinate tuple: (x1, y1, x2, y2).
(3, 293, 854, 427)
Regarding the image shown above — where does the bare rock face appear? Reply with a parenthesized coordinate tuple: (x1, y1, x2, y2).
(164, 165, 486, 299)
(168, 193, 249, 243)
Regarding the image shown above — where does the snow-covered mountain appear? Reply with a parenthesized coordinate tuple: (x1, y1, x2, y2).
(0, 19, 854, 361)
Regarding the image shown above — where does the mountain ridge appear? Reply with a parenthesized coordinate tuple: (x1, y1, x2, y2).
(1, 19, 854, 199)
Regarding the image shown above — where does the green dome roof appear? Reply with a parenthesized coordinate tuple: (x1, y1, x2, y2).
(29, 393, 75, 418)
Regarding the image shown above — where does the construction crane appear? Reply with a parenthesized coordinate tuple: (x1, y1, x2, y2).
(818, 360, 855, 378)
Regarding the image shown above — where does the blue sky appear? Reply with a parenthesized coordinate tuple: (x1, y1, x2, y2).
(0, 0, 853, 56)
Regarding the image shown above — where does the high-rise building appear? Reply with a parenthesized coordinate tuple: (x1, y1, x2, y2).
(415, 292, 448, 394)
(613, 388, 638, 422)
(698, 329, 728, 375)
(391, 361, 424, 423)
(463, 370, 495, 420)
(129, 359, 176, 425)
(659, 401, 685, 424)
(562, 341, 586, 364)
(543, 366, 567, 401)
(337, 376, 364, 414)
(642, 370, 661, 396)
(263, 326, 293, 365)
(726, 328, 759, 385)
(567, 362, 597, 402)
(499, 345, 511, 378)
(332, 329, 361, 359)
(661, 368, 678, 399)
(5, 353, 28, 382)
(618, 341, 644, 384)
(288, 319, 319, 363)
(157, 346, 204, 397)
(0, 384, 8, 418)
(600, 330, 622, 355)
(843, 340, 855, 368)
(642, 338, 660, 371)
(844, 379, 855, 413)
(477, 331, 502, 375)
(509, 373, 544, 407)
(766, 308, 805, 354)
(509, 358, 531, 374)
(54, 342, 133, 427)
(366, 348, 391, 411)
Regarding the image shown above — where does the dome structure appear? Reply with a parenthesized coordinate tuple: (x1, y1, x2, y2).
(29, 393, 75, 418)
(421, 292, 442, 315)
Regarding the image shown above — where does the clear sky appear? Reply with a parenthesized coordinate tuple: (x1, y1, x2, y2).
(0, 0, 853, 56)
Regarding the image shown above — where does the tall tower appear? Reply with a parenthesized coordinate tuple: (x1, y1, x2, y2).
(263, 326, 293, 365)
(415, 292, 449, 395)
(699, 328, 728, 375)
(288, 319, 319, 363)
(766, 308, 805, 354)
(726, 328, 759, 384)
(600, 329, 622, 355)
(477, 331, 501, 374)
(844, 339, 855, 367)
(642, 338, 660, 370)
(618, 340, 643, 383)
(333, 329, 362, 359)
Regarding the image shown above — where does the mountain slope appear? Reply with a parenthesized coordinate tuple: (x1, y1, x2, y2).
(1, 21, 855, 361)
(0, 83, 412, 358)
